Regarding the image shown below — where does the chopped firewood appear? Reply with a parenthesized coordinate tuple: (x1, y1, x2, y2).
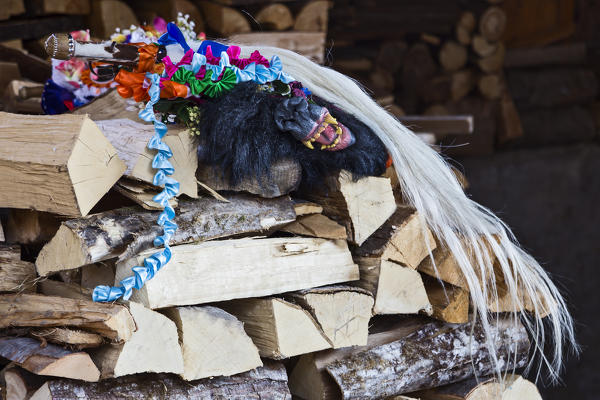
(0, 337, 100, 382)
(38, 280, 91, 301)
(0, 244, 21, 261)
(30, 328, 104, 350)
(477, 42, 506, 73)
(416, 374, 542, 400)
(4, 209, 60, 245)
(423, 277, 469, 324)
(116, 237, 359, 309)
(293, 1, 329, 31)
(96, 119, 198, 198)
(354, 258, 432, 315)
(88, 0, 139, 38)
(229, 31, 326, 64)
(0, 113, 126, 217)
(300, 171, 396, 246)
(28, 0, 90, 15)
(293, 200, 323, 216)
(197, 158, 302, 198)
(3, 80, 43, 114)
(280, 214, 347, 240)
(221, 297, 331, 359)
(0, 257, 36, 293)
(439, 41, 468, 72)
(36, 194, 295, 277)
(451, 69, 476, 102)
(130, 0, 205, 32)
(30, 361, 291, 400)
(0, 293, 135, 342)
(0, 0, 24, 20)
(285, 286, 373, 348)
(478, 74, 504, 100)
(0, 364, 45, 400)
(80, 262, 115, 289)
(0, 219, 4, 242)
(354, 206, 436, 269)
(455, 11, 475, 45)
(198, 1, 250, 36)
(163, 306, 261, 380)
(325, 318, 529, 398)
(479, 6, 506, 42)
(496, 89, 524, 143)
(89, 302, 183, 379)
(114, 179, 178, 211)
(72, 89, 143, 121)
(255, 3, 293, 30)
(420, 33, 441, 46)
(472, 34, 498, 57)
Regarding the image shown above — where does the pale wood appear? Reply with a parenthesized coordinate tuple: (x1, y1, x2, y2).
(1, 364, 45, 400)
(0, 257, 36, 293)
(451, 69, 476, 102)
(0, 293, 135, 342)
(472, 35, 498, 57)
(117, 237, 359, 309)
(420, 33, 441, 46)
(479, 6, 506, 42)
(96, 119, 198, 198)
(114, 179, 178, 210)
(221, 297, 331, 359)
(439, 41, 468, 72)
(36, 194, 295, 276)
(354, 206, 436, 268)
(354, 258, 432, 315)
(423, 277, 469, 323)
(325, 318, 530, 398)
(163, 305, 261, 380)
(72, 89, 144, 121)
(456, 11, 475, 45)
(417, 374, 542, 400)
(30, 0, 90, 15)
(30, 361, 291, 400)
(0, 337, 99, 382)
(477, 42, 505, 73)
(0, 0, 24, 20)
(198, 1, 250, 36)
(281, 213, 346, 239)
(478, 74, 503, 100)
(300, 171, 397, 246)
(229, 31, 326, 64)
(197, 158, 301, 198)
(4, 209, 60, 244)
(293, 1, 329, 31)
(255, 3, 293, 30)
(0, 244, 20, 261)
(30, 328, 104, 350)
(0, 219, 4, 242)
(90, 302, 183, 379)
(3, 80, 42, 114)
(286, 286, 373, 348)
(293, 199, 323, 216)
(81, 262, 115, 289)
(0, 113, 126, 217)
(88, 0, 139, 38)
(38, 280, 91, 301)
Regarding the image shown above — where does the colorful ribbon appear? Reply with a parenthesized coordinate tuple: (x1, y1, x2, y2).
(93, 72, 180, 302)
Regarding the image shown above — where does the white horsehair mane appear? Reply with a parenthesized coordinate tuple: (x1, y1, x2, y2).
(235, 45, 578, 382)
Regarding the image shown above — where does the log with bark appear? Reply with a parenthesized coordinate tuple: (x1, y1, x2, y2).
(88, 0, 139, 38)
(89, 302, 183, 379)
(478, 6, 506, 42)
(30, 361, 291, 400)
(0, 255, 36, 293)
(472, 35, 498, 58)
(477, 42, 505, 73)
(0, 294, 135, 342)
(0, 0, 24, 20)
(0, 364, 45, 400)
(228, 31, 326, 64)
(28, 0, 90, 15)
(255, 3, 294, 31)
(0, 337, 100, 382)
(455, 11, 475, 45)
(163, 305, 261, 380)
(400, 42, 437, 113)
(36, 194, 295, 276)
(114, 179, 178, 211)
(451, 69, 476, 102)
(0, 113, 126, 217)
(416, 374, 542, 400)
(2, 80, 43, 114)
(439, 41, 468, 72)
(299, 171, 396, 246)
(293, 1, 329, 31)
(478, 74, 504, 100)
(29, 328, 104, 350)
(198, 1, 251, 36)
(116, 237, 359, 309)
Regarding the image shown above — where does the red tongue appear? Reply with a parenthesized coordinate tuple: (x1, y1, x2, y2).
(315, 124, 338, 146)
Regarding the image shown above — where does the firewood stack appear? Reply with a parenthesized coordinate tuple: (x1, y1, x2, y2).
(0, 86, 544, 399)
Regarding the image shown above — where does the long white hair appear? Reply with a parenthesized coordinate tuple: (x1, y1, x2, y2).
(240, 45, 577, 381)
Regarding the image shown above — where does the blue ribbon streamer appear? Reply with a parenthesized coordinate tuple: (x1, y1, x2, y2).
(92, 73, 180, 302)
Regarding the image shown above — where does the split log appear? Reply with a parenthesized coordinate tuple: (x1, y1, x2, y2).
(197, 158, 301, 198)
(325, 318, 530, 398)
(376, 41, 408, 73)
(96, 119, 198, 198)
(479, 6, 506, 42)
(507, 68, 598, 109)
(255, 3, 293, 31)
(477, 42, 505, 73)
(88, 0, 139, 38)
(38, 280, 91, 301)
(0, 61, 20, 93)
(439, 41, 468, 72)
(0, 294, 135, 342)
(293, 200, 323, 216)
(0, 244, 20, 260)
(451, 69, 476, 101)
(36, 194, 295, 276)
(423, 277, 469, 324)
(28, 0, 90, 15)
(163, 306, 261, 380)
(478, 74, 503, 100)
(0, 113, 125, 217)
(229, 31, 326, 64)
(496, 89, 523, 143)
(81, 262, 115, 289)
(1, 364, 45, 400)
(116, 237, 359, 309)
(455, 11, 475, 45)
(417, 374, 542, 400)
(354, 258, 432, 315)
(198, 1, 250, 36)
(293, 1, 329, 32)
(4, 209, 60, 245)
(0, 337, 100, 382)
(221, 297, 331, 359)
(0, 257, 36, 293)
(504, 42, 587, 68)
(400, 42, 437, 113)
(280, 213, 346, 240)
(30, 361, 291, 400)
(472, 34, 498, 57)
(285, 286, 373, 348)
(90, 302, 183, 379)
(299, 171, 396, 246)
(0, 0, 24, 20)
(30, 328, 104, 350)
(3, 80, 43, 114)
(114, 179, 178, 211)
(72, 89, 143, 121)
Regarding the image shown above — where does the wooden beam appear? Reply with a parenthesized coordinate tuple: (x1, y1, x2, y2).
(398, 115, 473, 135)
(0, 44, 50, 83)
(0, 16, 85, 41)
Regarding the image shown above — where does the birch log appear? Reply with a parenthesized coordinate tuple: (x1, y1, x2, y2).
(116, 237, 359, 309)
(30, 361, 291, 400)
(0, 113, 126, 216)
(417, 374, 542, 400)
(96, 119, 198, 198)
(325, 318, 530, 398)
(36, 194, 295, 276)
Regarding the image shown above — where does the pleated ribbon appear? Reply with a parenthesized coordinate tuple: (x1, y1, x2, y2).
(92, 72, 180, 302)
